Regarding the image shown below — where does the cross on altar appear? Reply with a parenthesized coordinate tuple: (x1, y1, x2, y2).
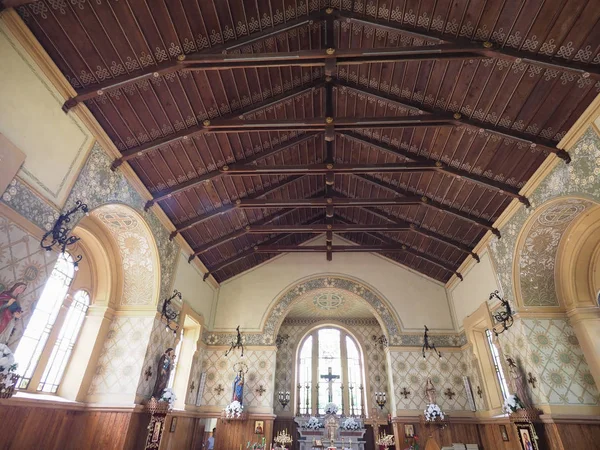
(320, 367, 340, 403)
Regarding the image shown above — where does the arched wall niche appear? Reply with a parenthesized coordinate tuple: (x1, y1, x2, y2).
(266, 274, 402, 345)
(76, 203, 162, 309)
(512, 196, 599, 309)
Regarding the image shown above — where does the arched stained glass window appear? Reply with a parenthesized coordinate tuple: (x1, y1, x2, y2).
(297, 327, 365, 416)
(38, 290, 90, 393)
(14, 253, 75, 389)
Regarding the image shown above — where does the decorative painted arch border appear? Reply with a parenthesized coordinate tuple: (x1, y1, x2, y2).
(265, 275, 402, 344)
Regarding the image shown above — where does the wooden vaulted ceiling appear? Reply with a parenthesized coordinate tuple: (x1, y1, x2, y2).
(10, 0, 600, 283)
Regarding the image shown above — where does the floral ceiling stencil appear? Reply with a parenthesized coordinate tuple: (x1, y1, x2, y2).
(489, 127, 600, 307)
(518, 199, 593, 306)
(92, 205, 157, 306)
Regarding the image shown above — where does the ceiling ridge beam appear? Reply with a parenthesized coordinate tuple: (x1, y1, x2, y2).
(338, 131, 530, 205)
(337, 9, 600, 80)
(234, 197, 422, 208)
(202, 214, 324, 280)
(145, 132, 321, 209)
(221, 161, 439, 175)
(334, 79, 570, 162)
(112, 81, 326, 169)
(62, 11, 326, 110)
(171, 175, 307, 238)
(354, 174, 500, 236)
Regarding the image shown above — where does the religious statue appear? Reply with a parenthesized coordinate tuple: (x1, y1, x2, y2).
(0, 282, 26, 344)
(425, 377, 437, 404)
(506, 356, 532, 409)
(232, 367, 244, 404)
(152, 348, 175, 399)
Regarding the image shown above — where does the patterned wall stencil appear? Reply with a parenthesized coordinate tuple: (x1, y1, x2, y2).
(201, 348, 276, 411)
(186, 345, 205, 406)
(88, 315, 154, 399)
(489, 128, 600, 307)
(389, 349, 472, 413)
(0, 212, 57, 348)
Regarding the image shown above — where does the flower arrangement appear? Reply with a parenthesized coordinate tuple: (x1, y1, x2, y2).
(403, 435, 419, 450)
(159, 387, 177, 408)
(424, 403, 445, 422)
(324, 402, 338, 415)
(225, 400, 244, 418)
(303, 416, 324, 430)
(0, 344, 19, 398)
(341, 417, 360, 431)
(503, 393, 524, 414)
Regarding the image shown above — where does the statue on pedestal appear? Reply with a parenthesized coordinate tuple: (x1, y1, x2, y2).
(425, 377, 436, 404)
(152, 348, 175, 399)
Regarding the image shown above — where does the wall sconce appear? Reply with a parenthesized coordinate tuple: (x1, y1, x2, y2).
(41, 200, 89, 270)
(278, 391, 290, 408)
(161, 290, 181, 334)
(489, 290, 514, 336)
(422, 325, 442, 359)
(375, 392, 387, 409)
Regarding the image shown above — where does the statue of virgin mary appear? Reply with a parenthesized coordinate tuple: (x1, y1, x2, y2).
(232, 368, 244, 404)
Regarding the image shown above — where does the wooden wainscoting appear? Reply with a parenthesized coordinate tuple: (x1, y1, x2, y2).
(159, 414, 205, 450)
(273, 417, 298, 450)
(214, 416, 274, 450)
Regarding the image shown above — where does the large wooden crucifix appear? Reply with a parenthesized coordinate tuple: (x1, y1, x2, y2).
(320, 367, 340, 403)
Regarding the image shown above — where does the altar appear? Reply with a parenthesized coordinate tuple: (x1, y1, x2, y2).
(294, 415, 366, 450)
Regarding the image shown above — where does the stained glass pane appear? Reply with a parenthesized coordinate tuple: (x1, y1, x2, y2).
(37, 290, 89, 393)
(318, 328, 342, 414)
(14, 253, 75, 389)
(298, 335, 312, 414)
(346, 336, 363, 414)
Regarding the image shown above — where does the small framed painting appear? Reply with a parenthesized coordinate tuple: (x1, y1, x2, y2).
(254, 420, 264, 434)
(404, 424, 415, 437)
(170, 417, 178, 433)
(516, 423, 538, 450)
(151, 421, 162, 443)
(499, 424, 509, 441)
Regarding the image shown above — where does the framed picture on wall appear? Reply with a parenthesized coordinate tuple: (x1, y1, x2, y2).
(516, 423, 538, 450)
(254, 420, 264, 434)
(404, 424, 415, 437)
(170, 417, 178, 433)
(499, 424, 509, 441)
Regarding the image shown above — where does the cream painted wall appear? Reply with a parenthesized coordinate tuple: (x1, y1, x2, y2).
(214, 235, 453, 332)
(173, 251, 216, 325)
(0, 19, 91, 207)
(448, 250, 500, 330)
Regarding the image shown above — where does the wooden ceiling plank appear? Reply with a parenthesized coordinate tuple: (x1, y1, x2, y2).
(112, 80, 325, 168)
(337, 9, 600, 79)
(62, 10, 325, 109)
(333, 79, 571, 161)
(0, 0, 36, 9)
(146, 132, 320, 208)
(172, 174, 306, 236)
(338, 131, 528, 204)
(354, 173, 500, 236)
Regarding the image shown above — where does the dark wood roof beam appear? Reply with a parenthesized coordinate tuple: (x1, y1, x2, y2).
(63, 12, 325, 110)
(334, 80, 569, 162)
(339, 131, 529, 206)
(171, 175, 306, 237)
(235, 197, 422, 208)
(246, 223, 411, 233)
(355, 174, 500, 236)
(146, 132, 321, 209)
(357, 206, 480, 262)
(202, 215, 323, 280)
(221, 162, 438, 175)
(113, 81, 325, 169)
(337, 10, 600, 80)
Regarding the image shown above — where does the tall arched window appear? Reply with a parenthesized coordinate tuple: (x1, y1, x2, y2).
(14, 253, 90, 393)
(297, 327, 365, 416)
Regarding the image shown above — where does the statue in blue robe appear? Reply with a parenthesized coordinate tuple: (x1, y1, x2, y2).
(232, 369, 244, 404)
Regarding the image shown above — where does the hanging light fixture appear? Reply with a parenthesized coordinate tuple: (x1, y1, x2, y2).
(278, 391, 290, 408)
(375, 392, 387, 409)
(161, 290, 181, 334)
(422, 325, 442, 359)
(40, 200, 89, 270)
(489, 290, 514, 336)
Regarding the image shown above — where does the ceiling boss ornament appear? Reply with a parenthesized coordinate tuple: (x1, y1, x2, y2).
(40, 200, 89, 270)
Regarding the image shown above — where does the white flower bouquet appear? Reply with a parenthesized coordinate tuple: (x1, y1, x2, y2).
(503, 393, 524, 414)
(303, 416, 323, 430)
(159, 387, 177, 408)
(341, 417, 360, 430)
(424, 403, 445, 422)
(324, 402, 338, 414)
(225, 400, 244, 418)
(0, 344, 19, 398)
